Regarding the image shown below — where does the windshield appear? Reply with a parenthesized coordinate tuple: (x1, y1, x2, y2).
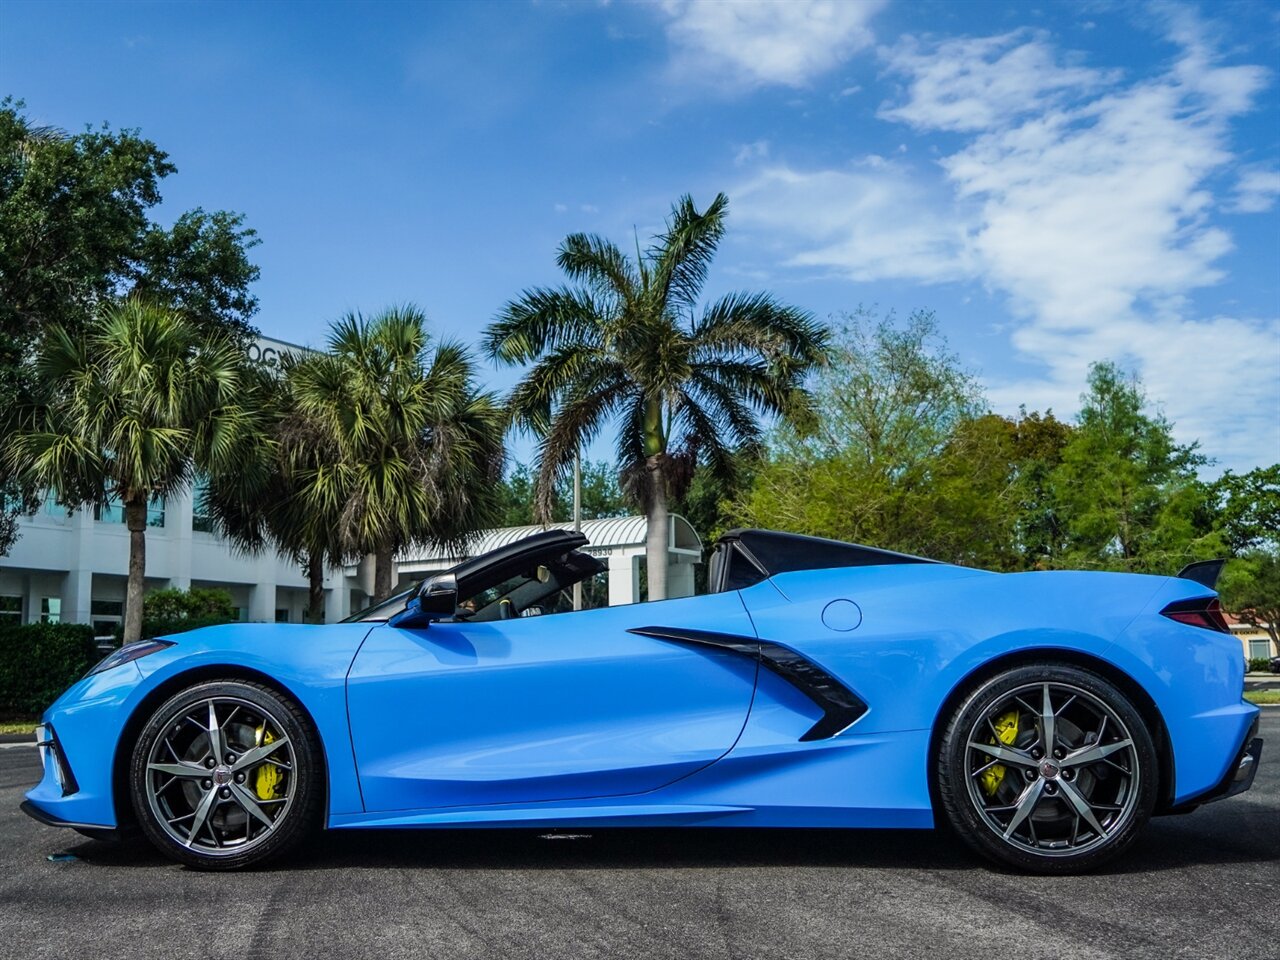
(341, 585, 419, 623)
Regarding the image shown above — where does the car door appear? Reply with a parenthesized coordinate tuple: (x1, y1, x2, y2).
(346, 590, 759, 812)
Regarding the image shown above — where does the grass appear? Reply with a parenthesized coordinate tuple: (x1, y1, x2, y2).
(1245, 689, 1280, 705)
(0, 721, 37, 736)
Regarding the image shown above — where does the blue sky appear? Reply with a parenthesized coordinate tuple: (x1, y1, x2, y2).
(2, 0, 1278, 472)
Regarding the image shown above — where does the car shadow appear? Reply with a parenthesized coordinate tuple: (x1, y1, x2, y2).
(54, 815, 1280, 875)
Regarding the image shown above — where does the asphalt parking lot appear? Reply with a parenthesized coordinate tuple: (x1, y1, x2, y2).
(2, 713, 1277, 960)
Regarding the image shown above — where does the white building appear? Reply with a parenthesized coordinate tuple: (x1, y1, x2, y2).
(0, 336, 354, 634)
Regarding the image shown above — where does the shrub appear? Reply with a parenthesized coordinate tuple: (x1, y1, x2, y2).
(116, 615, 236, 643)
(1247, 656, 1274, 673)
(0, 622, 98, 717)
(139, 587, 235, 621)
(111, 587, 237, 643)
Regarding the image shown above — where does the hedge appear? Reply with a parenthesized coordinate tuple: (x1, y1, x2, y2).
(1247, 656, 1276, 674)
(0, 622, 98, 717)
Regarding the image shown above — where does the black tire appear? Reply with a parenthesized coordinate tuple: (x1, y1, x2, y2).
(129, 679, 322, 870)
(938, 663, 1157, 874)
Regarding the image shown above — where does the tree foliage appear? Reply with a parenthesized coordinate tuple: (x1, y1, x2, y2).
(2, 299, 273, 641)
(1221, 552, 1280, 648)
(729, 308, 1271, 577)
(487, 192, 827, 599)
(290, 306, 505, 601)
(0, 98, 260, 344)
(0, 97, 261, 555)
(496, 460, 629, 528)
(1051, 361, 1213, 572)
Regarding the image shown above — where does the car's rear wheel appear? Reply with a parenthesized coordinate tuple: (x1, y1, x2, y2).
(938, 663, 1157, 873)
(129, 679, 321, 870)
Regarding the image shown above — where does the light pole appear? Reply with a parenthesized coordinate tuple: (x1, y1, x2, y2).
(572, 450, 582, 611)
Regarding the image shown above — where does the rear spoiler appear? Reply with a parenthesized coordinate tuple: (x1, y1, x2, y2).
(1176, 559, 1226, 590)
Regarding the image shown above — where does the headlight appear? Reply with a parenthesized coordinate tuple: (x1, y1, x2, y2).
(87, 639, 175, 676)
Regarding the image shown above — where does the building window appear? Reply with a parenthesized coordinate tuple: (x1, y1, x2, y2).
(1249, 638, 1273, 660)
(40, 597, 61, 624)
(0, 596, 21, 623)
(91, 599, 124, 637)
(192, 476, 215, 533)
(44, 489, 68, 518)
(275, 609, 289, 623)
(96, 496, 165, 528)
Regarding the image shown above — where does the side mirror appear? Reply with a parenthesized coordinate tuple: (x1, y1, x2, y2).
(389, 572, 458, 629)
(419, 572, 459, 616)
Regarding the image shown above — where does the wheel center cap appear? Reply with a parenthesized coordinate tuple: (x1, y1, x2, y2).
(213, 765, 233, 786)
(1039, 760, 1060, 779)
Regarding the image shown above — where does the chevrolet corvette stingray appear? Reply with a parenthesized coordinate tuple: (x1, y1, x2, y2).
(22, 528, 1261, 872)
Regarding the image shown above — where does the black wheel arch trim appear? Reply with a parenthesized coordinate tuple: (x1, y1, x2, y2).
(627, 625, 868, 741)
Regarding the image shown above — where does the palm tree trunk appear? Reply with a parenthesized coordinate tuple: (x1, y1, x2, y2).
(645, 457, 668, 602)
(373, 544, 395, 602)
(123, 496, 148, 644)
(306, 551, 325, 623)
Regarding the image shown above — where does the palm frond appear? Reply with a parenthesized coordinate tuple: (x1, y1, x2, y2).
(650, 192, 728, 314)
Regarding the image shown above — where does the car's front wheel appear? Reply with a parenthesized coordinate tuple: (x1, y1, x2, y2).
(129, 679, 321, 870)
(937, 663, 1157, 873)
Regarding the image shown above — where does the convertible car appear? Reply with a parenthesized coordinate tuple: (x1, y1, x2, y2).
(23, 528, 1261, 873)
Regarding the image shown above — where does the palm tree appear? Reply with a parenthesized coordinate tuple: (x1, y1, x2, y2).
(290, 306, 505, 602)
(485, 192, 828, 600)
(197, 358, 346, 624)
(3, 298, 272, 642)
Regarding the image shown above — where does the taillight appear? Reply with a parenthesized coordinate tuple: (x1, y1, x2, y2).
(1161, 596, 1230, 633)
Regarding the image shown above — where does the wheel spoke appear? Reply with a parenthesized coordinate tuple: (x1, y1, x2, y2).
(229, 782, 276, 829)
(967, 741, 1037, 768)
(1062, 738, 1133, 768)
(148, 761, 208, 780)
(231, 736, 291, 772)
(1040, 684, 1056, 753)
(205, 700, 227, 764)
(1002, 778, 1045, 839)
(185, 787, 219, 848)
(1058, 776, 1107, 838)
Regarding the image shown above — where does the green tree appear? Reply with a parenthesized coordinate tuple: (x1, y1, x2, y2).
(731, 309, 990, 559)
(496, 459, 629, 527)
(0, 98, 261, 555)
(1211, 465, 1280, 554)
(486, 193, 827, 600)
(0, 98, 260, 342)
(197, 357, 348, 623)
(2, 299, 273, 642)
(1220, 552, 1280, 650)
(1008, 409, 1073, 567)
(291, 306, 505, 601)
(1051, 362, 1211, 572)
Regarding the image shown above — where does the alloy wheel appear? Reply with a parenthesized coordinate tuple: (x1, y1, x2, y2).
(963, 681, 1140, 857)
(143, 696, 296, 856)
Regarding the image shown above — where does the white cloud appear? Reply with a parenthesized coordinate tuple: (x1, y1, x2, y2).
(878, 31, 1116, 132)
(657, 0, 886, 89)
(733, 140, 771, 166)
(736, 160, 976, 283)
(735, 19, 1279, 468)
(1230, 166, 1280, 213)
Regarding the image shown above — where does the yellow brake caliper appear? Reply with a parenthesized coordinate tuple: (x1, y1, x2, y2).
(253, 725, 283, 801)
(979, 710, 1020, 797)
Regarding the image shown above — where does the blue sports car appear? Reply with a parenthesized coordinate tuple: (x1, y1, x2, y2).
(23, 528, 1262, 873)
